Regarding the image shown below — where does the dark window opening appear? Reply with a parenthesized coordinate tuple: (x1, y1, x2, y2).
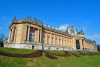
(76, 40, 80, 49)
(32, 46, 34, 49)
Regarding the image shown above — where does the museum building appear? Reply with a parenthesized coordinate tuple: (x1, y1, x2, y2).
(4, 17, 97, 51)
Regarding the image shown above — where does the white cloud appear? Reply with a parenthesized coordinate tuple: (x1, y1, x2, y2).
(59, 24, 69, 30)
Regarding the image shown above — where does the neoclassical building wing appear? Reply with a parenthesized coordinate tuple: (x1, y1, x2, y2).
(4, 17, 97, 51)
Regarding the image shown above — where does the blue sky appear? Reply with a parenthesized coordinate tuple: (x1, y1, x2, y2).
(0, 0, 100, 44)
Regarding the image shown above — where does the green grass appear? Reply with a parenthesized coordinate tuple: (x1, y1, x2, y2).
(47, 50, 65, 54)
(0, 48, 100, 67)
(0, 47, 36, 54)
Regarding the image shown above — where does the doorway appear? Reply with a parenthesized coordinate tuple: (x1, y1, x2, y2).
(32, 46, 34, 49)
(76, 40, 80, 49)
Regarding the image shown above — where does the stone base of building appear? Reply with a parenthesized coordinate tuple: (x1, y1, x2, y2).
(4, 44, 97, 52)
(4, 43, 32, 49)
(4, 43, 76, 50)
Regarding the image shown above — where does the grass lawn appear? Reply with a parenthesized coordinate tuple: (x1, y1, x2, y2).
(0, 47, 100, 67)
(0, 47, 36, 54)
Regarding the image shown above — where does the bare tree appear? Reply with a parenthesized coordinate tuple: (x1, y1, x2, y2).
(0, 33, 6, 47)
(97, 45, 100, 52)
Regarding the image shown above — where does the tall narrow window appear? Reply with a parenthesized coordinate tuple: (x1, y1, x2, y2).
(29, 27, 35, 42)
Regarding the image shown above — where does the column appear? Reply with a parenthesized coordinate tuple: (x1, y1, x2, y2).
(14, 27, 16, 42)
(71, 38, 74, 48)
(79, 39, 83, 49)
(46, 33, 48, 45)
(63, 37, 65, 47)
(53, 35, 55, 46)
(60, 36, 62, 47)
(8, 30, 11, 43)
(69, 38, 71, 48)
(82, 39, 84, 49)
(72, 38, 75, 48)
(62, 37, 63, 47)
(34, 29, 37, 43)
(65, 38, 66, 47)
(50, 34, 52, 46)
(68, 38, 70, 48)
(52, 35, 54, 46)
(24, 25, 27, 42)
(38, 29, 40, 42)
(70, 38, 72, 48)
(55, 35, 57, 47)
(11, 27, 14, 41)
(39, 29, 42, 43)
(27, 26, 30, 41)
(65, 38, 67, 47)
(67, 37, 69, 47)
(63, 38, 65, 47)
(83, 40, 86, 49)
(57, 36, 59, 47)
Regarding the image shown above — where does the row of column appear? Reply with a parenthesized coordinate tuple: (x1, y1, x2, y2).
(25, 26, 42, 43)
(8, 26, 16, 43)
(8, 25, 84, 49)
(44, 32, 75, 48)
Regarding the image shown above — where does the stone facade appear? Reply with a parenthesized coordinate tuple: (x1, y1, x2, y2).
(4, 17, 97, 51)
